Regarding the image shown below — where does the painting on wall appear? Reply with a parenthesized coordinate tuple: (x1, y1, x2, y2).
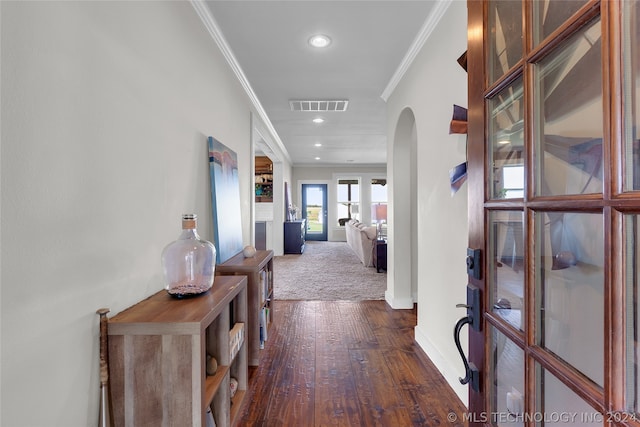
(208, 136, 243, 264)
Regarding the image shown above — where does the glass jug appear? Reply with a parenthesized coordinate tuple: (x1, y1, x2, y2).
(161, 214, 216, 297)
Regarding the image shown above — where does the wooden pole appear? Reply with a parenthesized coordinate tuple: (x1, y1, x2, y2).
(96, 308, 113, 427)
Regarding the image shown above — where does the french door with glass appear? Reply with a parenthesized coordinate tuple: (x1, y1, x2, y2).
(466, 0, 640, 425)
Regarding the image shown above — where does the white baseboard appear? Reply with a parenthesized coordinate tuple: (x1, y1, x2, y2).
(384, 291, 414, 309)
(414, 324, 468, 407)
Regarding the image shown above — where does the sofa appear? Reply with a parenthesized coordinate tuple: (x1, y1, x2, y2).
(345, 219, 378, 267)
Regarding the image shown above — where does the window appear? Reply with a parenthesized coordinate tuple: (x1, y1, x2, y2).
(502, 165, 524, 198)
(371, 178, 387, 203)
(337, 179, 359, 225)
(371, 178, 388, 237)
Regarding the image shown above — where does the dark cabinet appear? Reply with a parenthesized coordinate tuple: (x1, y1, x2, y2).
(284, 220, 306, 254)
(375, 240, 387, 272)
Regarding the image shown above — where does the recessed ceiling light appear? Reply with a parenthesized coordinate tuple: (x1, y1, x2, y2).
(308, 34, 331, 48)
(312, 117, 324, 124)
(314, 143, 322, 147)
(315, 157, 321, 160)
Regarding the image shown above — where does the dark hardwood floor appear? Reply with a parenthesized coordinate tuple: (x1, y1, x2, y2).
(237, 300, 467, 426)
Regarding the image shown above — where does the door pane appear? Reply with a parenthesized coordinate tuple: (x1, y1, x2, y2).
(535, 212, 604, 386)
(489, 77, 524, 200)
(625, 214, 640, 414)
(532, 0, 588, 45)
(535, 364, 602, 425)
(623, 0, 640, 191)
(534, 19, 603, 197)
(489, 211, 525, 331)
(488, 0, 522, 84)
(490, 326, 524, 426)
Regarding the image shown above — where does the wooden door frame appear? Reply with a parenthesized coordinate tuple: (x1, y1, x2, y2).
(466, 0, 486, 419)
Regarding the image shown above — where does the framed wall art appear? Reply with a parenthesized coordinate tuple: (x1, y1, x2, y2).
(208, 136, 243, 264)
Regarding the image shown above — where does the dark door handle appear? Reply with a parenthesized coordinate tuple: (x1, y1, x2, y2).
(453, 284, 481, 392)
(454, 314, 479, 392)
(453, 316, 478, 391)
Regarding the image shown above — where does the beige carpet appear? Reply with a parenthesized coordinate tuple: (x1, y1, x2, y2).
(273, 241, 386, 301)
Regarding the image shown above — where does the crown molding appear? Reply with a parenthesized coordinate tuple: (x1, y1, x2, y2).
(190, 0, 292, 165)
(380, 0, 453, 102)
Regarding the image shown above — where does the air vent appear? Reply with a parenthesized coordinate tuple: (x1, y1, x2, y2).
(290, 100, 349, 112)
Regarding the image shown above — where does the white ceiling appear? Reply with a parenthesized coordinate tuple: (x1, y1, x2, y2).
(204, 1, 439, 167)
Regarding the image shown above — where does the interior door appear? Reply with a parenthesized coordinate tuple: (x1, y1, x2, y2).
(466, 0, 640, 425)
(302, 183, 328, 241)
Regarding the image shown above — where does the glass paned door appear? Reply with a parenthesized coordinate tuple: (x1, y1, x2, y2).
(302, 184, 327, 241)
(535, 365, 602, 425)
(489, 210, 525, 331)
(625, 214, 640, 415)
(623, 0, 640, 191)
(534, 18, 603, 197)
(466, 0, 640, 425)
(488, 0, 523, 85)
(489, 77, 524, 200)
(532, 0, 589, 45)
(490, 326, 525, 426)
(622, 5, 640, 416)
(535, 211, 604, 386)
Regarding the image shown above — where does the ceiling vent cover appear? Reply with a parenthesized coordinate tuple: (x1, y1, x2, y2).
(290, 100, 349, 112)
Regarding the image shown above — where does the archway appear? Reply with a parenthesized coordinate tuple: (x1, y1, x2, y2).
(386, 107, 417, 309)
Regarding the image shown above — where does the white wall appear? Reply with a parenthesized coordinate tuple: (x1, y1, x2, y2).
(251, 115, 292, 256)
(293, 166, 386, 241)
(0, 2, 274, 425)
(272, 161, 293, 254)
(386, 0, 469, 404)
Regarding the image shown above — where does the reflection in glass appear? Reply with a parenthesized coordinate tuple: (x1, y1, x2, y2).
(489, 77, 524, 200)
(489, 211, 525, 331)
(533, 0, 588, 45)
(535, 212, 604, 386)
(490, 327, 524, 426)
(625, 214, 640, 414)
(623, 0, 640, 191)
(488, 0, 522, 84)
(534, 19, 603, 197)
(536, 364, 602, 426)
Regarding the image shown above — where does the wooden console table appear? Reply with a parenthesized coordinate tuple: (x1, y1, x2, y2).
(216, 250, 274, 366)
(108, 276, 248, 427)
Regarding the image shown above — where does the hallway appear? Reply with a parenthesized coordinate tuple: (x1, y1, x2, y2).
(238, 300, 466, 426)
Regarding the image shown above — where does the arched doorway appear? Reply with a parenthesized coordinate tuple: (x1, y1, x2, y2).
(387, 107, 417, 309)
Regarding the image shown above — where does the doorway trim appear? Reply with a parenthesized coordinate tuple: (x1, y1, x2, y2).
(251, 113, 286, 255)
